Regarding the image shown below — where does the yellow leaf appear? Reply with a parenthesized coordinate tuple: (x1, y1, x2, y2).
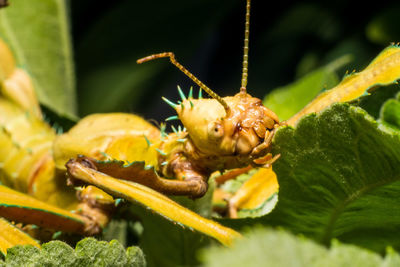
(0, 217, 40, 255)
(288, 45, 400, 126)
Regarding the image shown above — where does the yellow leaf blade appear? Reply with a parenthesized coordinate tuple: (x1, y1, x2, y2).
(288, 45, 400, 126)
(0, 217, 40, 255)
(233, 168, 278, 210)
(0, 185, 87, 233)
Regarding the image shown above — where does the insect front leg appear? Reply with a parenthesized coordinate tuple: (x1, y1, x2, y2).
(251, 127, 281, 167)
(161, 154, 208, 198)
(67, 155, 208, 199)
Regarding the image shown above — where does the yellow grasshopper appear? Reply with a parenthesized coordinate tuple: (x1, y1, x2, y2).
(1, 0, 276, 252)
(53, 0, 400, 229)
(0, 0, 280, 252)
(0, 36, 241, 251)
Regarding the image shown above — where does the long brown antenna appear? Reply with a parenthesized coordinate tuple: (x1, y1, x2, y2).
(240, 0, 251, 94)
(137, 52, 230, 114)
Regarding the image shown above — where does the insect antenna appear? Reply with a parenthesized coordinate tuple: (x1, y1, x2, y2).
(137, 52, 230, 115)
(240, 0, 251, 95)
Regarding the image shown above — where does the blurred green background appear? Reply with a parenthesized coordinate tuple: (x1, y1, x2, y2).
(70, 0, 400, 121)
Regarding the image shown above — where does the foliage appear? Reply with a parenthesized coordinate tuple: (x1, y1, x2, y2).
(200, 227, 400, 267)
(0, 0, 76, 119)
(0, 238, 145, 267)
(270, 103, 400, 253)
(380, 92, 400, 130)
(2, 1, 400, 267)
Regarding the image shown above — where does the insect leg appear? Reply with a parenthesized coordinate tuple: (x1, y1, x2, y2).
(214, 165, 253, 185)
(66, 157, 241, 246)
(251, 127, 280, 166)
(67, 156, 208, 199)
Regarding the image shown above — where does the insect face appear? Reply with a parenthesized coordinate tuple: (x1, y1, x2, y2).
(175, 91, 279, 161)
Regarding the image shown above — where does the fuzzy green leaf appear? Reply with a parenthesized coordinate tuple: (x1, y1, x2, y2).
(259, 103, 400, 253)
(201, 228, 400, 267)
(0, 0, 77, 118)
(75, 238, 145, 267)
(1, 238, 145, 267)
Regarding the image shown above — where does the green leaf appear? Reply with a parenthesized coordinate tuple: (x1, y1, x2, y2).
(36, 241, 76, 266)
(1, 238, 146, 267)
(101, 219, 128, 247)
(260, 103, 400, 253)
(354, 84, 400, 119)
(3, 245, 41, 267)
(200, 227, 400, 267)
(380, 92, 400, 130)
(75, 238, 143, 267)
(0, 0, 77, 118)
(263, 55, 351, 121)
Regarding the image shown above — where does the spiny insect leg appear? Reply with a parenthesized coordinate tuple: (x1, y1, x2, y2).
(65, 157, 241, 246)
(67, 156, 208, 199)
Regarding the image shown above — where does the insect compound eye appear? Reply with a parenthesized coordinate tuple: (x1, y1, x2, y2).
(208, 122, 224, 140)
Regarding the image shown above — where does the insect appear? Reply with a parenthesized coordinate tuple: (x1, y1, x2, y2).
(2, 0, 277, 250)
(62, 0, 281, 222)
(2, 0, 400, 255)
(0, 47, 240, 249)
